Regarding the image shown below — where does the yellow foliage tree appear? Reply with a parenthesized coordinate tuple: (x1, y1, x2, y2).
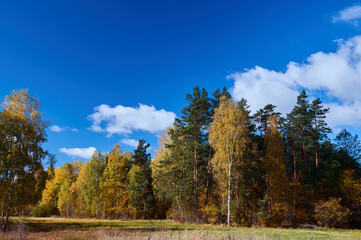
(151, 128, 172, 193)
(72, 161, 90, 217)
(0, 89, 51, 230)
(57, 161, 82, 217)
(100, 144, 130, 218)
(209, 96, 249, 226)
(41, 167, 67, 207)
(341, 170, 361, 211)
(261, 115, 293, 225)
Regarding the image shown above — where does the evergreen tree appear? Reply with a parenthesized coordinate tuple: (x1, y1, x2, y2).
(285, 90, 314, 221)
(128, 140, 154, 219)
(254, 104, 281, 136)
(310, 98, 331, 169)
(210, 86, 232, 112)
(151, 128, 181, 219)
(335, 129, 361, 166)
(158, 120, 193, 221)
(180, 87, 212, 220)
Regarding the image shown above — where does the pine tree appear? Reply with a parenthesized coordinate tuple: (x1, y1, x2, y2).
(160, 120, 193, 221)
(254, 104, 280, 136)
(151, 128, 175, 219)
(128, 140, 154, 219)
(286, 90, 317, 220)
(310, 98, 331, 169)
(181, 87, 212, 220)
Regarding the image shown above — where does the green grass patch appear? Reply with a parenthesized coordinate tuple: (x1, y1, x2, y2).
(6, 217, 361, 240)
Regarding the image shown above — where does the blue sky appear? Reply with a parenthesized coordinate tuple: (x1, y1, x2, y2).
(1, 0, 361, 167)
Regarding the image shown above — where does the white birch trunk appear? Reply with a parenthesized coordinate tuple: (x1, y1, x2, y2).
(227, 162, 231, 226)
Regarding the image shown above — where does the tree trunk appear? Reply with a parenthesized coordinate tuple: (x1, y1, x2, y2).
(116, 197, 119, 219)
(236, 179, 240, 225)
(95, 200, 99, 219)
(66, 200, 69, 218)
(103, 200, 105, 219)
(0, 195, 5, 229)
(301, 125, 307, 164)
(227, 161, 231, 226)
(80, 194, 83, 218)
(2, 194, 11, 232)
(3, 206, 10, 232)
(1, 188, 12, 232)
(282, 190, 294, 227)
(204, 150, 212, 207)
(266, 173, 271, 214)
(193, 139, 199, 222)
(290, 146, 297, 223)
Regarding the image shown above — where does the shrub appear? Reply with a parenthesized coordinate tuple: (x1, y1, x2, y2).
(314, 198, 350, 228)
(204, 203, 222, 224)
(31, 203, 59, 217)
(257, 195, 288, 226)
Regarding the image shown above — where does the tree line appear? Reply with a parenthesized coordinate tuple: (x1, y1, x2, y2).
(151, 87, 361, 228)
(35, 140, 154, 220)
(1, 88, 361, 230)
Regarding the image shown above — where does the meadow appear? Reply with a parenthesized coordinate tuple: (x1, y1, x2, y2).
(0, 217, 361, 240)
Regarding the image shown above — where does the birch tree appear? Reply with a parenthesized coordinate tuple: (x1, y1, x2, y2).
(209, 96, 249, 226)
(0, 89, 52, 231)
(100, 144, 130, 218)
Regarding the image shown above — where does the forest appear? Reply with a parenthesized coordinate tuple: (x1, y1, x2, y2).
(1, 87, 361, 231)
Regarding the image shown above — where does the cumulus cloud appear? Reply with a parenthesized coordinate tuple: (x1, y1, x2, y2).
(326, 101, 361, 127)
(50, 125, 78, 132)
(88, 104, 176, 136)
(59, 147, 96, 159)
(228, 35, 361, 128)
(120, 138, 139, 148)
(333, 5, 361, 26)
(228, 66, 299, 114)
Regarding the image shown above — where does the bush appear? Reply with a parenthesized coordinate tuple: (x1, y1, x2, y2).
(314, 198, 350, 228)
(31, 203, 59, 217)
(204, 203, 222, 224)
(257, 195, 289, 227)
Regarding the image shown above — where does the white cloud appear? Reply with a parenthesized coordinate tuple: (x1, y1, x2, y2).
(120, 138, 139, 148)
(326, 101, 361, 127)
(88, 104, 176, 136)
(228, 35, 361, 128)
(50, 125, 78, 132)
(59, 147, 96, 159)
(50, 125, 64, 132)
(333, 5, 361, 25)
(228, 66, 299, 114)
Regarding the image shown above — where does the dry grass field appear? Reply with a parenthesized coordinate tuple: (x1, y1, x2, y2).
(0, 217, 360, 240)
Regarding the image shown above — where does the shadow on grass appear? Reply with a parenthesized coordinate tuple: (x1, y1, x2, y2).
(21, 221, 210, 233)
